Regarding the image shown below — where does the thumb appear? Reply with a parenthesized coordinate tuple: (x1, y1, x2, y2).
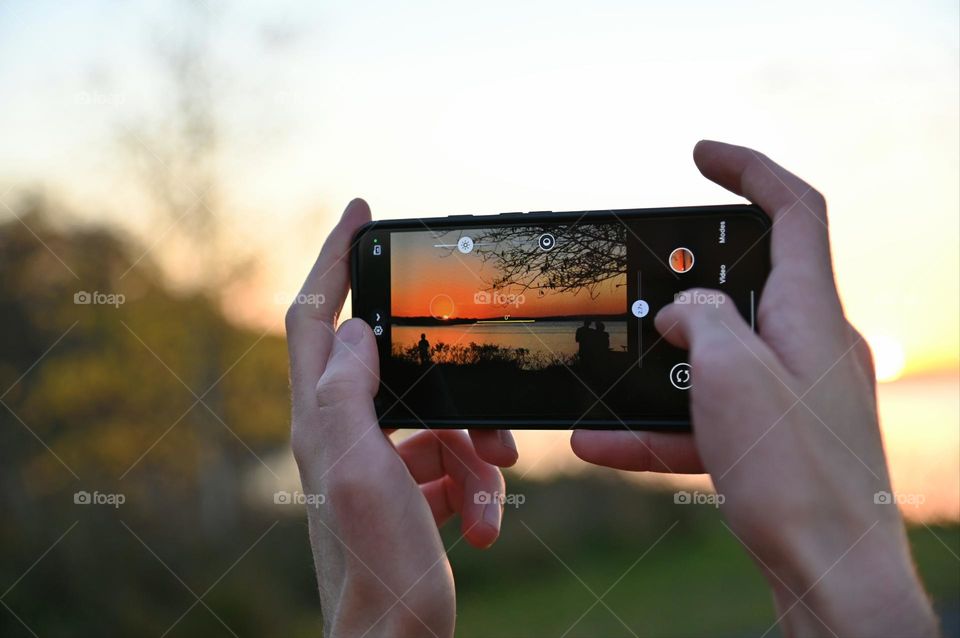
(654, 288, 757, 354)
(654, 289, 790, 410)
(315, 318, 380, 410)
(293, 317, 385, 477)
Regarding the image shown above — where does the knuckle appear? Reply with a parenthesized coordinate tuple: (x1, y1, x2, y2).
(850, 325, 877, 373)
(801, 187, 828, 226)
(743, 154, 773, 189)
(746, 151, 772, 173)
(290, 435, 311, 469)
(848, 322, 866, 343)
(314, 376, 359, 408)
(284, 302, 306, 334)
(285, 299, 337, 335)
(290, 421, 321, 469)
(806, 187, 827, 211)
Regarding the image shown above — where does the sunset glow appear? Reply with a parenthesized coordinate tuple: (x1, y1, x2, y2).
(0, 0, 955, 524)
(391, 230, 626, 320)
(869, 333, 907, 383)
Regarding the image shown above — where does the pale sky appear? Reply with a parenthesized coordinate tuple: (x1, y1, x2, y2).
(1, 0, 958, 374)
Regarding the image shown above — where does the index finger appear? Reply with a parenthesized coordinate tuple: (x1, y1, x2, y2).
(693, 141, 851, 370)
(693, 140, 838, 297)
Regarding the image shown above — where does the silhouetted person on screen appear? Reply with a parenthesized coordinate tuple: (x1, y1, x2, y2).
(575, 320, 592, 360)
(418, 333, 431, 365)
(594, 321, 610, 354)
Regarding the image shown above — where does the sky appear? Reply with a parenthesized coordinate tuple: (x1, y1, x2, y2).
(390, 228, 625, 319)
(0, 0, 958, 379)
(0, 0, 957, 521)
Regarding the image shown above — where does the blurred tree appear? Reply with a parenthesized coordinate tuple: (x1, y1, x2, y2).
(0, 202, 289, 536)
(118, 0, 255, 535)
(0, 196, 300, 637)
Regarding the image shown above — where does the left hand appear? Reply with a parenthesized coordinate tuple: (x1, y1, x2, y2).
(286, 198, 518, 638)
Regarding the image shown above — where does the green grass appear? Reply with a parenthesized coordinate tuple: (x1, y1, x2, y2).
(447, 476, 960, 638)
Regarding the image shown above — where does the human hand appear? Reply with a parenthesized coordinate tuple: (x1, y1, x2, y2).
(286, 199, 518, 638)
(572, 141, 938, 637)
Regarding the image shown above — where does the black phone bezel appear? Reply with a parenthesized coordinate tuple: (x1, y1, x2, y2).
(350, 204, 771, 430)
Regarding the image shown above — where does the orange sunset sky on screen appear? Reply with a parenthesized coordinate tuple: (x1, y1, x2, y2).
(390, 230, 626, 319)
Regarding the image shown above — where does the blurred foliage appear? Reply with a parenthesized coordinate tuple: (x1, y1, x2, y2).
(0, 202, 307, 636)
(0, 201, 289, 492)
(1, 204, 957, 637)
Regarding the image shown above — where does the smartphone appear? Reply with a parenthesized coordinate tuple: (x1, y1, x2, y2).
(350, 205, 770, 430)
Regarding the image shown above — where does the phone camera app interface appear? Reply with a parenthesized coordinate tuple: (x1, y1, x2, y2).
(372, 214, 767, 424)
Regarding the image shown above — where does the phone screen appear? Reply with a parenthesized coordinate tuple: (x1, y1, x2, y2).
(352, 207, 769, 429)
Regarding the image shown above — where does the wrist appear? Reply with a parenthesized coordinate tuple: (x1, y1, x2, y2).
(326, 580, 455, 638)
(769, 517, 937, 637)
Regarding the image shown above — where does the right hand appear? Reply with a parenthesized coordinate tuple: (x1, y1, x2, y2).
(571, 141, 938, 637)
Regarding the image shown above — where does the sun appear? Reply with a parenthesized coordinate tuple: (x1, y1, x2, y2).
(428, 294, 456, 320)
(866, 334, 906, 383)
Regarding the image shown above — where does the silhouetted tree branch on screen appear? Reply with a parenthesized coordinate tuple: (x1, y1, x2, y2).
(469, 224, 626, 299)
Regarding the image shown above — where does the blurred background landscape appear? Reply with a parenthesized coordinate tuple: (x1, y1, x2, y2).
(1, 1, 957, 636)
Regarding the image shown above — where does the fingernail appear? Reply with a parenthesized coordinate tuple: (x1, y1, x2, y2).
(338, 319, 365, 345)
(483, 500, 502, 530)
(498, 429, 517, 453)
(344, 198, 366, 217)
